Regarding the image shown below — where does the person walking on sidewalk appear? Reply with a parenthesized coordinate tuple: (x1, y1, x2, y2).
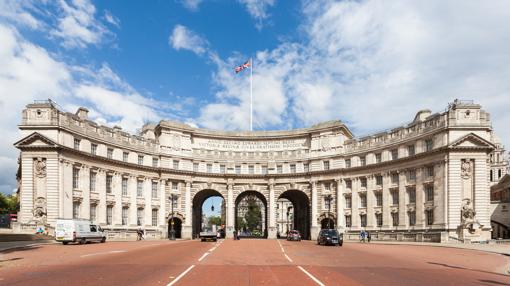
(367, 231, 371, 243)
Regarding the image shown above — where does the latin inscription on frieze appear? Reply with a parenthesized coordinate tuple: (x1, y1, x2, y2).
(194, 138, 309, 151)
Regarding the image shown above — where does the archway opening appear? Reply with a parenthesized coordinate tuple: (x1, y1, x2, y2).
(168, 217, 182, 238)
(235, 191, 267, 238)
(279, 190, 310, 240)
(320, 217, 335, 230)
(192, 189, 225, 239)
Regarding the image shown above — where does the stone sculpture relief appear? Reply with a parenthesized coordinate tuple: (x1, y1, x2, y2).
(460, 199, 480, 233)
(35, 158, 47, 178)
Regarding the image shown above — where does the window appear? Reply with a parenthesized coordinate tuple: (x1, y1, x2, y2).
(152, 157, 158, 167)
(391, 189, 399, 205)
(207, 164, 213, 173)
(91, 144, 97, 155)
(74, 138, 80, 150)
(172, 181, 178, 191)
(90, 171, 96, 192)
(345, 195, 352, 208)
(290, 164, 296, 173)
(392, 212, 399, 226)
(151, 181, 158, 199)
(72, 167, 80, 189)
(425, 185, 434, 202)
(425, 139, 433, 151)
(376, 175, 383, 186)
(261, 165, 267, 174)
(345, 179, 352, 189)
(408, 211, 416, 226)
(122, 178, 128, 196)
(375, 153, 382, 163)
(324, 197, 331, 210)
(193, 163, 199, 172)
(73, 202, 80, 219)
(277, 165, 283, 174)
(391, 149, 398, 160)
(323, 161, 330, 170)
(408, 169, 416, 181)
(90, 204, 97, 222)
(220, 165, 226, 173)
(391, 173, 399, 184)
(235, 165, 241, 174)
(138, 155, 144, 165)
(408, 188, 416, 203)
(248, 165, 254, 174)
(360, 156, 366, 166)
(137, 208, 144, 226)
(137, 180, 143, 197)
(106, 206, 113, 225)
(360, 214, 367, 227)
(122, 207, 128, 225)
(408, 145, 415, 156)
(426, 209, 434, 225)
(303, 163, 309, 172)
(426, 166, 434, 178)
(152, 209, 158, 226)
(375, 192, 382, 207)
(360, 177, 367, 188)
(107, 148, 113, 159)
(360, 193, 367, 208)
(106, 175, 112, 194)
(173, 160, 179, 169)
(123, 152, 129, 162)
(376, 213, 383, 227)
(345, 215, 352, 227)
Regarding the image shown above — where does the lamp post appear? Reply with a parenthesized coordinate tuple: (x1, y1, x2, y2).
(325, 194, 333, 229)
(169, 193, 179, 240)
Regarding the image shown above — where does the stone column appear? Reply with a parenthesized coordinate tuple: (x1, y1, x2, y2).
(81, 165, 90, 220)
(336, 179, 344, 233)
(311, 180, 319, 240)
(226, 180, 234, 238)
(159, 180, 167, 237)
(268, 180, 277, 239)
(182, 180, 192, 239)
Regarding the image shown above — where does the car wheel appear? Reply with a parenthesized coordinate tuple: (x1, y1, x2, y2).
(339, 242, 343, 246)
(62, 241, 68, 245)
(101, 237, 106, 243)
(79, 238, 86, 245)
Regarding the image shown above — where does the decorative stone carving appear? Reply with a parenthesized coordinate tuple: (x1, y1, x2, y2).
(33, 197, 47, 222)
(34, 158, 46, 178)
(460, 199, 480, 233)
(461, 160, 471, 179)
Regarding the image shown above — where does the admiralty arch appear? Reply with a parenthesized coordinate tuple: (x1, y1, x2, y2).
(14, 99, 506, 242)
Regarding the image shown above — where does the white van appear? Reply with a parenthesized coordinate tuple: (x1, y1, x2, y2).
(55, 219, 106, 245)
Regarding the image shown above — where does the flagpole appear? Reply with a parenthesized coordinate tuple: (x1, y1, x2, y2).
(250, 57, 253, 131)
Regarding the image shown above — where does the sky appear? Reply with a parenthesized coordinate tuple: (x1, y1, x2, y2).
(1, 0, 510, 195)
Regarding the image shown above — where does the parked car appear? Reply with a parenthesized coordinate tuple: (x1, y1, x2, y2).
(55, 219, 106, 245)
(317, 229, 343, 246)
(287, 230, 301, 241)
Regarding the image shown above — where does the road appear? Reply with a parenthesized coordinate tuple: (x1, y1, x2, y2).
(0, 239, 509, 285)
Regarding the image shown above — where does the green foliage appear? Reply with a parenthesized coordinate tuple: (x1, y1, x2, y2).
(0, 193, 18, 214)
(207, 215, 222, 227)
(244, 199, 262, 233)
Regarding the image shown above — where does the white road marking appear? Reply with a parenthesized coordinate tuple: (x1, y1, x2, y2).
(298, 266, 325, 286)
(80, 250, 127, 258)
(167, 265, 195, 286)
(198, 252, 209, 262)
(284, 253, 293, 262)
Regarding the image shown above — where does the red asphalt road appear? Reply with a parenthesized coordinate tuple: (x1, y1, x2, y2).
(0, 239, 509, 286)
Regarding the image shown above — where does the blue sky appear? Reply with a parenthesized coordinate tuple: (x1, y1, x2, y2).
(1, 0, 510, 194)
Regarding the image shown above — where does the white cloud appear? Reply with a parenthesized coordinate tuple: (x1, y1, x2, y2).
(181, 0, 203, 11)
(103, 10, 120, 28)
(238, 0, 275, 29)
(0, 0, 41, 29)
(169, 24, 209, 55)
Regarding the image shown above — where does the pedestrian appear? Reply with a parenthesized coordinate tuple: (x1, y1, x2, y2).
(367, 231, 371, 243)
(233, 230, 237, 240)
(137, 227, 143, 241)
(359, 230, 365, 243)
(237, 229, 241, 240)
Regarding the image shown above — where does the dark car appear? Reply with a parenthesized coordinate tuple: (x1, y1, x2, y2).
(287, 230, 301, 241)
(317, 229, 343, 246)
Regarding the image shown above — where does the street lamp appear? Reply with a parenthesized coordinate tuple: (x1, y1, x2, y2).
(325, 194, 333, 229)
(169, 193, 180, 240)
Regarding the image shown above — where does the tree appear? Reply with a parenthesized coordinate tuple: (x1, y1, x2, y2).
(207, 215, 222, 227)
(0, 193, 18, 214)
(244, 199, 262, 233)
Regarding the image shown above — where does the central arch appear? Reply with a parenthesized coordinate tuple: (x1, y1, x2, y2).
(192, 189, 225, 239)
(235, 191, 268, 238)
(279, 190, 311, 240)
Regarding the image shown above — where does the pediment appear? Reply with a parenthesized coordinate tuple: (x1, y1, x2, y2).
(14, 132, 58, 149)
(449, 133, 495, 150)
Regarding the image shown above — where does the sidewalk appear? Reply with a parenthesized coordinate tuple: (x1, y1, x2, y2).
(0, 240, 57, 252)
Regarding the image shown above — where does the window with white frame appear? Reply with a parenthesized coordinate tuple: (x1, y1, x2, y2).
(137, 208, 144, 226)
(106, 175, 112, 194)
(261, 165, 267, 174)
(360, 177, 367, 188)
(391, 149, 398, 160)
(90, 204, 97, 222)
(123, 152, 129, 162)
(73, 202, 80, 219)
(91, 143, 97, 155)
(376, 175, 383, 186)
(408, 169, 416, 181)
(426, 166, 434, 178)
(323, 161, 330, 170)
(408, 188, 416, 203)
(426, 209, 434, 225)
(345, 215, 352, 227)
(173, 160, 179, 169)
(122, 207, 128, 225)
(106, 206, 113, 225)
(289, 164, 296, 173)
(303, 163, 309, 172)
(152, 157, 158, 167)
(151, 181, 158, 199)
(345, 179, 352, 189)
(74, 138, 80, 150)
(107, 148, 113, 159)
(193, 163, 199, 172)
(277, 165, 282, 174)
(207, 164, 213, 173)
(360, 156, 366, 166)
(408, 144, 415, 156)
(425, 139, 433, 151)
(376, 213, 383, 227)
(152, 209, 158, 226)
(122, 177, 128, 196)
(235, 165, 241, 174)
(72, 167, 80, 189)
(360, 214, 367, 227)
(137, 180, 143, 197)
(220, 165, 226, 173)
(392, 212, 399, 226)
(408, 211, 416, 226)
(425, 185, 434, 202)
(345, 158, 351, 168)
(345, 195, 352, 208)
(391, 173, 399, 184)
(138, 155, 144, 165)
(375, 153, 382, 163)
(359, 193, 367, 208)
(375, 192, 382, 207)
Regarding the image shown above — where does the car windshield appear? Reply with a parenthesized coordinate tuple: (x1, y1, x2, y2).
(323, 230, 338, 236)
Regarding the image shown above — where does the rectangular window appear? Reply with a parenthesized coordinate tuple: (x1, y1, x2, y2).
(345, 159, 351, 168)
(345, 195, 352, 208)
(74, 138, 80, 150)
(391, 149, 398, 160)
(391, 189, 399, 205)
(193, 163, 199, 172)
(376, 213, 383, 227)
(360, 193, 367, 208)
(360, 177, 367, 188)
(277, 165, 283, 174)
(73, 202, 80, 219)
(72, 167, 80, 189)
(137, 180, 143, 197)
(392, 212, 399, 226)
(122, 178, 128, 196)
(360, 156, 366, 166)
(408, 145, 415, 156)
(375, 192, 383, 207)
(425, 139, 433, 151)
(375, 153, 382, 163)
(323, 161, 330, 170)
(248, 165, 254, 174)
(172, 182, 178, 191)
(173, 160, 179, 170)
(106, 175, 112, 194)
(425, 185, 434, 202)
(426, 166, 434, 178)
(391, 173, 399, 184)
(122, 207, 128, 225)
(137, 208, 144, 226)
(138, 155, 144, 165)
(207, 164, 213, 173)
(90, 204, 97, 222)
(220, 165, 226, 173)
(106, 206, 113, 225)
(345, 179, 352, 189)
(376, 175, 383, 186)
(324, 197, 331, 210)
(426, 210, 434, 225)
(408, 169, 416, 181)
(261, 165, 267, 174)
(408, 188, 416, 203)
(303, 163, 309, 172)
(90, 171, 97, 192)
(235, 165, 241, 174)
(345, 215, 352, 227)
(151, 181, 158, 199)
(107, 148, 113, 159)
(289, 164, 295, 173)
(152, 209, 158, 227)
(91, 144, 97, 155)
(123, 152, 129, 162)
(152, 157, 158, 167)
(360, 214, 367, 227)
(409, 211, 416, 226)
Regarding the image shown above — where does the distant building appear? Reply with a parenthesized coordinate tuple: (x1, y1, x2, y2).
(490, 174, 510, 239)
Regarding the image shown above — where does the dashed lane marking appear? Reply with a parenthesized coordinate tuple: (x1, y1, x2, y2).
(198, 252, 209, 262)
(284, 253, 293, 262)
(80, 250, 127, 258)
(298, 266, 325, 286)
(167, 265, 195, 286)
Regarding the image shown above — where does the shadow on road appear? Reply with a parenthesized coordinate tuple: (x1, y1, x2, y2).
(428, 262, 509, 278)
(0, 245, 41, 254)
(478, 279, 510, 286)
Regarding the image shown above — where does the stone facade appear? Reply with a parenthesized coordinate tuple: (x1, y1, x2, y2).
(14, 99, 503, 242)
(490, 174, 510, 239)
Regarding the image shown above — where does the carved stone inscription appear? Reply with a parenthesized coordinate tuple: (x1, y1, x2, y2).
(194, 137, 309, 151)
(33, 158, 47, 223)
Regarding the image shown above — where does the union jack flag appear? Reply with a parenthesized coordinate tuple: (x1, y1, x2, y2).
(235, 59, 251, 73)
